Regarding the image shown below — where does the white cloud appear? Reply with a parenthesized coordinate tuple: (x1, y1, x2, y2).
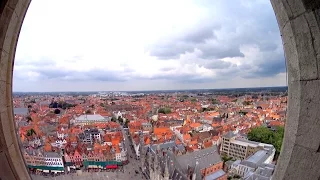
(13, 0, 286, 91)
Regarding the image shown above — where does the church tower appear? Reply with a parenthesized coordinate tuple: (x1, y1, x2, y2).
(163, 156, 170, 180)
(192, 161, 200, 180)
(153, 151, 159, 180)
(153, 144, 161, 180)
(148, 152, 154, 180)
(139, 131, 146, 172)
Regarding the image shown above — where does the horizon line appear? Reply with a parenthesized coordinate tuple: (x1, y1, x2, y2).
(13, 85, 288, 93)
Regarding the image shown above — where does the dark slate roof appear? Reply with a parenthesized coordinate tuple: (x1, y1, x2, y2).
(176, 146, 222, 173)
(204, 169, 226, 180)
(150, 141, 176, 152)
(223, 131, 236, 139)
(147, 148, 188, 180)
(43, 152, 61, 158)
(147, 145, 222, 180)
(171, 168, 188, 180)
(176, 144, 185, 152)
(18, 121, 29, 127)
(212, 117, 222, 122)
(146, 141, 186, 153)
(14, 108, 28, 115)
(84, 129, 99, 134)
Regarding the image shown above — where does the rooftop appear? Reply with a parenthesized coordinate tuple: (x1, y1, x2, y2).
(75, 114, 106, 121)
(204, 169, 226, 180)
(176, 145, 222, 171)
(231, 138, 259, 147)
(14, 108, 28, 115)
(246, 150, 270, 164)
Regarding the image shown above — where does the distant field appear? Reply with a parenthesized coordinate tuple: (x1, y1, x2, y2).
(13, 86, 288, 96)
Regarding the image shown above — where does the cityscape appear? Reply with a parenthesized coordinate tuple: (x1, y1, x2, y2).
(11, 1, 288, 180)
(13, 87, 287, 180)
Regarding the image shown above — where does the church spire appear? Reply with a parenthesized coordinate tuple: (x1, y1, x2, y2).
(139, 131, 146, 171)
(148, 151, 152, 171)
(192, 161, 199, 180)
(148, 151, 154, 180)
(154, 151, 158, 170)
(164, 156, 170, 179)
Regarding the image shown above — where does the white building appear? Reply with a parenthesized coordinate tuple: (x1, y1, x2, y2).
(231, 160, 255, 177)
(121, 149, 127, 162)
(116, 152, 122, 162)
(43, 152, 64, 172)
(229, 147, 275, 179)
(57, 127, 66, 139)
(114, 111, 123, 119)
(221, 131, 275, 160)
(72, 114, 108, 125)
(171, 126, 184, 142)
(51, 139, 67, 148)
(200, 124, 213, 132)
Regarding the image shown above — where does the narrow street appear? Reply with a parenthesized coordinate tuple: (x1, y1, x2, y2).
(119, 120, 146, 179)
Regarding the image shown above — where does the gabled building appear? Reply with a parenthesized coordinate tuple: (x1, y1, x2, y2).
(24, 150, 64, 173)
(78, 129, 101, 144)
(142, 145, 227, 180)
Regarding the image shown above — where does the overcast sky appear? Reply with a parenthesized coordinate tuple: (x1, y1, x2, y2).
(13, 0, 286, 92)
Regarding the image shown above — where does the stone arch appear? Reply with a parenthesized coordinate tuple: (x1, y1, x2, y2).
(0, 0, 319, 179)
(271, 1, 320, 180)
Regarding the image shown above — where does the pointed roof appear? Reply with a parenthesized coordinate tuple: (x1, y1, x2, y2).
(164, 155, 170, 177)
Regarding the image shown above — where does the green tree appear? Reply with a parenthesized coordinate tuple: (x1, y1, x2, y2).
(118, 116, 124, 124)
(85, 109, 92, 114)
(158, 107, 172, 114)
(26, 128, 36, 137)
(202, 107, 214, 112)
(111, 116, 117, 122)
(189, 132, 193, 137)
(239, 110, 248, 116)
(233, 175, 241, 179)
(211, 99, 220, 105)
(247, 126, 284, 158)
(124, 120, 129, 128)
(221, 155, 232, 163)
(243, 101, 252, 106)
(221, 155, 233, 169)
(54, 109, 61, 114)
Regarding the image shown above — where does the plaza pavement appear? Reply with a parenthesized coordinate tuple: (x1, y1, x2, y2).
(30, 127, 146, 180)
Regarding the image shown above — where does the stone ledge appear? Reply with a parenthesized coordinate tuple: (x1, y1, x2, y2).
(0, 151, 16, 180)
(289, 80, 320, 150)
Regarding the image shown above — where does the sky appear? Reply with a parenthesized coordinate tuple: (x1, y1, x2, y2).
(13, 0, 287, 92)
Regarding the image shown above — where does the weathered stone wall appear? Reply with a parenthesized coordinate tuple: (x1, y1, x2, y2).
(271, 0, 320, 179)
(0, 0, 31, 179)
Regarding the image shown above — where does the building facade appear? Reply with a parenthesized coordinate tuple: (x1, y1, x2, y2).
(220, 131, 275, 160)
(72, 114, 109, 125)
(23, 150, 64, 173)
(142, 144, 227, 180)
